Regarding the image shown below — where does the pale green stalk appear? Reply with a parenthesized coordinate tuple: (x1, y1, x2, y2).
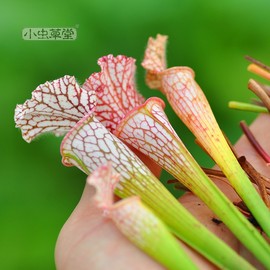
(114, 97, 270, 268)
(88, 163, 198, 270)
(158, 67, 270, 238)
(60, 113, 256, 270)
(229, 101, 268, 113)
(142, 35, 270, 238)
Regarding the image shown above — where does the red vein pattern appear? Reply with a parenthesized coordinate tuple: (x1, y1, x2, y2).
(114, 96, 270, 252)
(15, 75, 96, 142)
(83, 55, 145, 132)
(141, 35, 227, 159)
(60, 112, 259, 268)
(60, 112, 200, 231)
(115, 97, 201, 187)
(160, 67, 222, 143)
(61, 113, 160, 198)
(60, 107, 196, 216)
(142, 35, 270, 237)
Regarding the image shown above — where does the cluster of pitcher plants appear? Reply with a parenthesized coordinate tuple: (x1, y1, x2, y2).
(15, 35, 270, 269)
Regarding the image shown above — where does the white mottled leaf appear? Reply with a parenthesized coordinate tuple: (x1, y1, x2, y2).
(15, 75, 96, 142)
(83, 55, 145, 132)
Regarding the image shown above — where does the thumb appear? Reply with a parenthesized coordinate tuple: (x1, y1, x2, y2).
(55, 180, 165, 270)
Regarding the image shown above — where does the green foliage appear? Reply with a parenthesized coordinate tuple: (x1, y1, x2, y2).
(2, 0, 270, 269)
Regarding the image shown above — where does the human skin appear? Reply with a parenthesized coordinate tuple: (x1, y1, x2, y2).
(55, 114, 270, 270)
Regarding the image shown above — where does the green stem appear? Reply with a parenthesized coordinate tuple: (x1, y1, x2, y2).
(219, 148, 270, 236)
(116, 179, 256, 270)
(157, 131, 270, 268)
(228, 101, 268, 113)
(191, 165, 270, 268)
(240, 121, 270, 164)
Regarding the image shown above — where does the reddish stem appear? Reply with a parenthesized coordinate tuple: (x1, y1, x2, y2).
(245, 55, 270, 72)
(240, 121, 270, 165)
(167, 179, 179, 184)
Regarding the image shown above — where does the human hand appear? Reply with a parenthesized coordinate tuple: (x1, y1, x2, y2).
(55, 114, 270, 270)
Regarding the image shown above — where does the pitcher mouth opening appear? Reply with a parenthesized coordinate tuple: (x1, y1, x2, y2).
(159, 66, 195, 78)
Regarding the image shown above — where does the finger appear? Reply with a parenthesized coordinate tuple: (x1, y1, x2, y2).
(55, 114, 270, 270)
(179, 114, 270, 269)
(234, 113, 270, 177)
(55, 182, 164, 270)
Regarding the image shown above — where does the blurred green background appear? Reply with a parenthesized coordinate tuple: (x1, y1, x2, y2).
(1, 0, 270, 269)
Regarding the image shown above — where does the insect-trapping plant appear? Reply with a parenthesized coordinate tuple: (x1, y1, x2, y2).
(15, 35, 270, 270)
